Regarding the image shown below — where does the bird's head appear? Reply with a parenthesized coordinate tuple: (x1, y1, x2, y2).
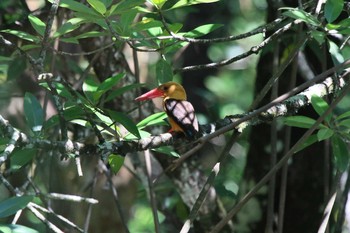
(135, 82, 187, 101)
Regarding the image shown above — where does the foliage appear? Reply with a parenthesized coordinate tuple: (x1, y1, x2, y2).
(0, 0, 350, 232)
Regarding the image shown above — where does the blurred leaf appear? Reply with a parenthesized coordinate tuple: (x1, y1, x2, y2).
(0, 29, 40, 43)
(108, 154, 125, 173)
(23, 93, 44, 132)
(284, 116, 322, 129)
(137, 112, 167, 129)
(310, 30, 325, 45)
(156, 59, 173, 84)
(167, 0, 219, 10)
(295, 134, 318, 153)
(338, 119, 350, 129)
(7, 57, 27, 80)
(105, 83, 143, 102)
(311, 95, 331, 123)
(0, 224, 39, 233)
(184, 24, 223, 38)
(87, 0, 106, 14)
(328, 39, 344, 65)
(51, 0, 99, 16)
(317, 128, 334, 141)
(152, 146, 180, 157)
(108, 110, 140, 138)
(60, 31, 109, 44)
(97, 73, 125, 92)
(83, 76, 100, 103)
(325, 0, 344, 23)
(0, 196, 33, 218)
(10, 148, 36, 171)
(53, 18, 85, 38)
(108, 0, 144, 15)
(281, 8, 320, 27)
(149, 0, 167, 8)
(133, 18, 163, 32)
(28, 14, 46, 36)
(331, 135, 349, 172)
(336, 110, 350, 121)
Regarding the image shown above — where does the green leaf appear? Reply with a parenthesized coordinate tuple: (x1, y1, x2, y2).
(295, 134, 318, 153)
(23, 93, 44, 132)
(0, 224, 39, 233)
(0, 29, 40, 43)
(108, 110, 140, 138)
(105, 83, 144, 102)
(149, 0, 167, 8)
(87, 0, 107, 15)
(53, 18, 85, 38)
(328, 39, 344, 65)
(281, 8, 320, 27)
(51, 0, 99, 16)
(310, 30, 325, 45)
(331, 135, 349, 172)
(7, 57, 27, 80)
(152, 146, 180, 157)
(336, 110, 350, 121)
(108, 0, 144, 15)
(184, 24, 223, 38)
(137, 112, 167, 129)
(317, 128, 334, 141)
(108, 154, 124, 173)
(167, 0, 219, 10)
(97, 73, 125, 92)
(311, 95, 331, 123)
(83, 76, 100, 103)
(338, 119, 350, 128)
(325, 0, 344, 23)
(10, 148, 37, 171)
(60, 31, 109, 44)
(28, 14, 46, 36)
(284, 116, 319, 129)
(0, 196, 34, 218)
(156, 59, 173, 84)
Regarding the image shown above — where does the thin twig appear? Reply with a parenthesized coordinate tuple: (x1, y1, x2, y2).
(145, 150, 161, 233)
(209, 76, 350, 233)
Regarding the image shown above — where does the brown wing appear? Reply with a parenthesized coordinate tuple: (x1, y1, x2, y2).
(164, 99, 199, 138)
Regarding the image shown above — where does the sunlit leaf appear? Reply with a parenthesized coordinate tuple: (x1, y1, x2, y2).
(311, 95, 331, 123)
(108, 0, 144, 15)
(0, 29, 40, 43)
(0, 224, 39, 233)
(108, 154, 125, 173)
(137, 112, 167, 129)
(28, 14, 46, 36)
(184, 24, 223, 38)
(325, 0, 344, 23)
(281, 7, 320, 27)
(53, 18, 86, 38)
(87, 0, 107, 15)
(328, 39, 344, 65)
(97, 73, 125, 92)
(0, 196, 34, 218)
(167, 0, 219, 10)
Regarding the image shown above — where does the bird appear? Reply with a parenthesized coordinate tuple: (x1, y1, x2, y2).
(135, 81, 199, 139)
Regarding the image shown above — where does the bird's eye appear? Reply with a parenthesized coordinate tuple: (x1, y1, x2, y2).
(163, 86, 169, 91)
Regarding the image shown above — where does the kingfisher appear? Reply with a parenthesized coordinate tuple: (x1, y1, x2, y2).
(135, 82, 199, 139)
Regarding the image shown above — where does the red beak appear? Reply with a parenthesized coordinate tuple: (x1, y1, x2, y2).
(135, 88, 164, 101)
